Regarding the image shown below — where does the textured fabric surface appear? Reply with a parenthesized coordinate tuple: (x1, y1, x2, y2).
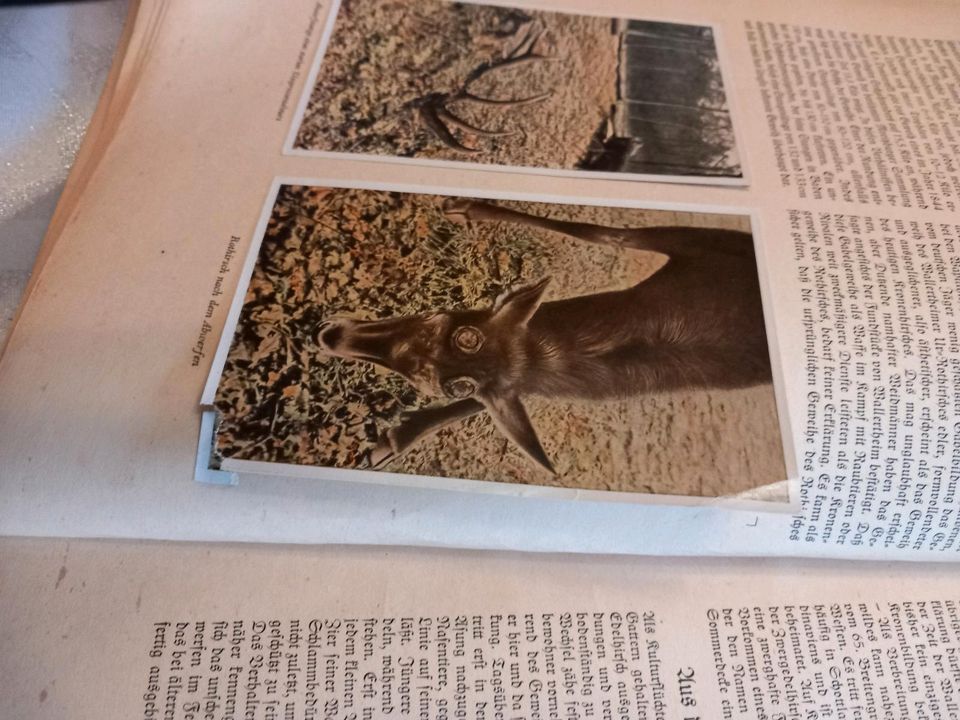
(0, 1, 128, 343)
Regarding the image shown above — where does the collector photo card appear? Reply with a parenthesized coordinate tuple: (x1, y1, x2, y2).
(203, 182, 791, 504)
(286, 0, 745, 184)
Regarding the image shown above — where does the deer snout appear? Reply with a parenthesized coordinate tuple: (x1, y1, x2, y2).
(316, 317, 400, 368)
(317, 320, 344, 351)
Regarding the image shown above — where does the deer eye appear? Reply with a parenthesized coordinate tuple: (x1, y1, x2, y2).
(442, 376, 478, 399)
(452, 326, 484, 354)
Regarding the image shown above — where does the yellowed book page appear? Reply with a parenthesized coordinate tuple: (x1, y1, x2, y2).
(2, 537, 960, 719)
(1, 0, 958, 559)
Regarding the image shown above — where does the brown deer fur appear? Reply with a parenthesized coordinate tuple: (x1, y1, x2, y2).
(317, 198, 772, 474)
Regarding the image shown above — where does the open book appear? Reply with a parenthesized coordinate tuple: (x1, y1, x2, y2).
(1, 0, 958, 560)
(5, 536, 960, 720)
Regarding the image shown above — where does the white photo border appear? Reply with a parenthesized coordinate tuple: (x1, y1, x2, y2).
(200, 176, 797, 510)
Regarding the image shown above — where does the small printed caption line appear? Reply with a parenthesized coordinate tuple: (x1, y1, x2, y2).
(192, 235, 241, 368)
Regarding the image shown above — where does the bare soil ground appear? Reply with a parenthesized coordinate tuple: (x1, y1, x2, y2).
(213, 187, 787, 499)
(295, 0, 619, 169)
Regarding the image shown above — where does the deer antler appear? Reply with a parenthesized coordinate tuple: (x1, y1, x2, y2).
(418, 22, 556, 153)
(419, 94, 520, 155)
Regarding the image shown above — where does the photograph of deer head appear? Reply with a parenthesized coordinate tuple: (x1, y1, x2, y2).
(212, 186, 787, 499)
(291, 0, 743, 181)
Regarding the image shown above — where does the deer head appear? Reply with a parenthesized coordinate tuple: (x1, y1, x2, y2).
(317, 278, 554, 473)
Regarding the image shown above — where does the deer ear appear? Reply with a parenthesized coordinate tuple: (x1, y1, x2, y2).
(493, 277, 550, 326)
(481, 391, 556, 475)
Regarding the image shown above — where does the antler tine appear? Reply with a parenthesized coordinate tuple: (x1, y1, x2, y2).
(464, 52, 559, 89)
(464, 22, 557, 89)
(507, 23, 544, 59)
(458, 91, 553, 107)
(436, 105, 519, 137)
(418, 99, 481, 153)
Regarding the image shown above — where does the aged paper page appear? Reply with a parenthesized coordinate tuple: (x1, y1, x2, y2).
(1, 0, 959, 559)
(2, 538, 960, 719)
